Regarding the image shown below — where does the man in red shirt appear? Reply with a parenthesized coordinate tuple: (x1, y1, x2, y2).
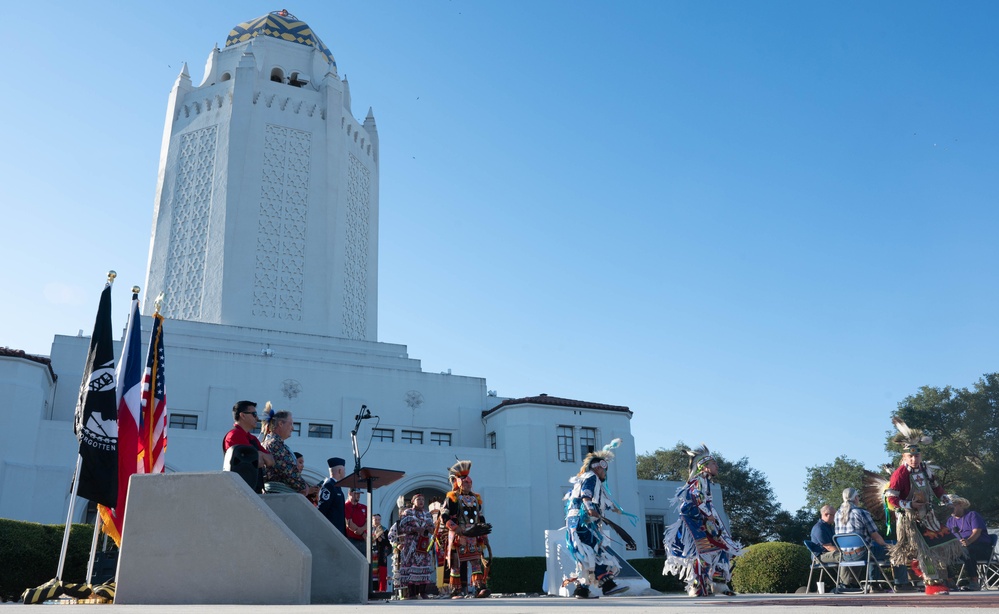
(345, 488, 368, 556)
(222, 400, 275, 468)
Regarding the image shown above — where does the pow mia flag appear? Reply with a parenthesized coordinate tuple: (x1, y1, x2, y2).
(73, 280, 119, 508)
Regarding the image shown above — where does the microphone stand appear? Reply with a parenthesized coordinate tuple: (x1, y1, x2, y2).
(337, 410, 406, 596)
(350, 406, 369, 566)
(351, 411, 364, 477)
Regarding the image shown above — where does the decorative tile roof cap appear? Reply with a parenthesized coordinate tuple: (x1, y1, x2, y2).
(482, 393, 630, 418)
(226, 10, 336, 67)
(0, 347, 57, 381)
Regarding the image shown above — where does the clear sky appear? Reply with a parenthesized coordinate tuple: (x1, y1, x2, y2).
(2, 1, 997, 513)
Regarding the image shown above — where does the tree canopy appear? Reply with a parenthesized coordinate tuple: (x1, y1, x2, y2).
(889, 373, 999, 525)
(803, 455, 868, 513)
(636, 442, 783, 545)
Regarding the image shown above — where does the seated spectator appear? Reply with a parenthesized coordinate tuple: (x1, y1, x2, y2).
(222, 400, 274, 467)
(810, 504, 839, 563)
(835, 488, 889, 587)
(294, 452, 319, 505)
(947, 496, 989, 591)
(260, 403, 317, 498)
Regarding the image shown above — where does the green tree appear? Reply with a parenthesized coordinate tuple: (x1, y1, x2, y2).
(771, 507, 814, 544)
(803, 455, 868, 513)
(890, 373, 999, 525)
(637, 442, 783, 545)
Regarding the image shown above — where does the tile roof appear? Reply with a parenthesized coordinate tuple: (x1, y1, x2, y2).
(0, 347, 57, 380)
(483, 393, 630, 418)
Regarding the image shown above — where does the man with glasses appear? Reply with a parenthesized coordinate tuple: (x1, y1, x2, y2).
(222, 400, 275, 468)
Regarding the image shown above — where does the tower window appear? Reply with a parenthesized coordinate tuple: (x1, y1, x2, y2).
(372, 428, 394, 442)
(270, 68, 285, 83)
(169, 413, 198, 430)
(430, 432, 451, 446)
(220, 72, 231, 82)
(308, 423, 333, 439)
(401, 430, 423, 444)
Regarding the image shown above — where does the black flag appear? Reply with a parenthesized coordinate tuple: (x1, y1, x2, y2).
(73, 281, 118, 508)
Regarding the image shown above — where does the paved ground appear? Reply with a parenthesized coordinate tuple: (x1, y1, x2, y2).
(5, 592, 999, 613)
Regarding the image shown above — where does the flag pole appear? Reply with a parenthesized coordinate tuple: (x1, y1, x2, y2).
(59, 270, 116, 582)
(85, 508, 103, 584)
(56, 455, 84, 582)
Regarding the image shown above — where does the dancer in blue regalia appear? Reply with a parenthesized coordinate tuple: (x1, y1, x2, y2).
(563, 438, 632, 599)
(663, 444, 742, 597)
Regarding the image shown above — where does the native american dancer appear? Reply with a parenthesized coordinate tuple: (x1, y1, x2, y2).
(441, 460, 492, 598)
(663, 445, 742, 597)
(563, 438, 634, 599)
(883, 418, 964, 595)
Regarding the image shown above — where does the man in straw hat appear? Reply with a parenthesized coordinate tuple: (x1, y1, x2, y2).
(663, 444, 741, 597)
(885, 417, 964, 595)
(563, 438, 631, 599)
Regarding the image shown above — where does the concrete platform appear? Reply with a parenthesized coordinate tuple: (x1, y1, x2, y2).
(9, 591, 999, 612)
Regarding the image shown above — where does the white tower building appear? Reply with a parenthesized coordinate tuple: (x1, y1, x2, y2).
(144, 10, 379, 341)
(0, 10, 723, 564)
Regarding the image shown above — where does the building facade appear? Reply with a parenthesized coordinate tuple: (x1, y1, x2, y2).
(0, 10, 726, 559)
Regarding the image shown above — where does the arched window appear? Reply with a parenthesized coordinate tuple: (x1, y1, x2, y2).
(270, 67, 285, 83)
(220, 72, 231, 82)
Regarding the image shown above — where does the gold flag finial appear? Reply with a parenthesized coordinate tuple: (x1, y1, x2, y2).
(107, 270, 117, 283)
(154, 293, 165, 315)
(131, 285, 141, 295)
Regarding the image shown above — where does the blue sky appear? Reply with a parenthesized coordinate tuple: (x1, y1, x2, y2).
(2, 1, 997, 513)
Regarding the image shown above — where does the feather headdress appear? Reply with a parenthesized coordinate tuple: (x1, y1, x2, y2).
(861, 469, 890, 526)
(448, 459, 472, 479)
(891, 416, 932, 453)
(686, 444, 714, 478)
(578, 438, 622, 475)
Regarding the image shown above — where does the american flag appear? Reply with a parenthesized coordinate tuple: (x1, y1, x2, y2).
(139, 313, 167, 474)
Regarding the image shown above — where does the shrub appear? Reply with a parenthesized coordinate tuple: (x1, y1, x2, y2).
(0, 519, 93, 602)
(731, 541, 810, 594)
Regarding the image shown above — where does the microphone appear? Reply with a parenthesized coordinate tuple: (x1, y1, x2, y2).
(354, 405, 372, 421)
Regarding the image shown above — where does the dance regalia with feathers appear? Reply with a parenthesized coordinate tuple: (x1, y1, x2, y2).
(868, 418, 964, 593)
(563, 442, 625, 588)
(662, 445, 742, 597)
(442, 460, 492, 597)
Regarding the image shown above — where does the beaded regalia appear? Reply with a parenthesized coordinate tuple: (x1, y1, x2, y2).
(662, 445, 741, 597)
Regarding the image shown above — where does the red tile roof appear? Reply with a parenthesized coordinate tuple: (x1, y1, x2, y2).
(0, 347, 57, 381)
(483, 393, 631, 417)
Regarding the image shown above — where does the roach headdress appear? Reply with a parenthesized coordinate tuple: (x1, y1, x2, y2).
(686, 444, 715, 478)
(891, 416, 932, 454)
(578, 438, 622, 475)
(448, 459, 472, 482)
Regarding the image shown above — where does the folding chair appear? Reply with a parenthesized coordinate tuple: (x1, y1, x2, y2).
(803, 540, 838, 594)
(832, 533, 894, 594)
(982, 533, 999, 589)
